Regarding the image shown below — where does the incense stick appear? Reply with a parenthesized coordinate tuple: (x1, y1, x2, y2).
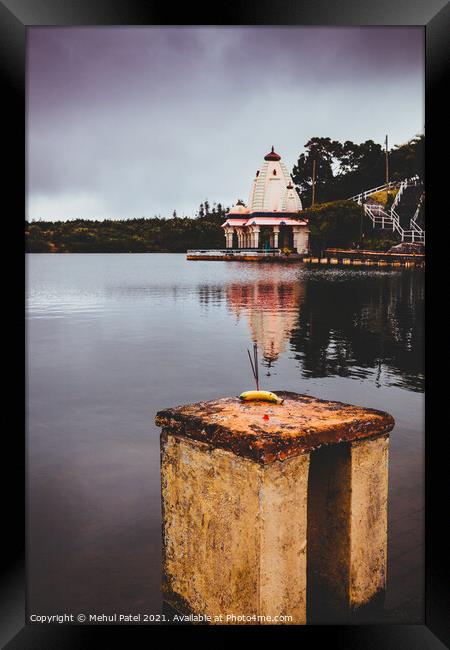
(247, 344, 260, 390)
(254, 343, 259, 390)
(247, 349, 256, 383)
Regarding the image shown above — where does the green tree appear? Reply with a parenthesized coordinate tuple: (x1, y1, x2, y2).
(292, 137, 341, 207)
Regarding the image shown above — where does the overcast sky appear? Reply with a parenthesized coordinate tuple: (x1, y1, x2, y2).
(27, 26, 424, 221)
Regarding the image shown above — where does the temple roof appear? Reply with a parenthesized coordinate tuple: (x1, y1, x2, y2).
(249, 148, 302, 213)
(225, 146, 303, 220)
(222, 216, 307, 228)
(222, 218, 248, 226)
(228, 200, 250, 215)
(245, 218, 307, 226)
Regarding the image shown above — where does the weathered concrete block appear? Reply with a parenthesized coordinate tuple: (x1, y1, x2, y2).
(160, 433, 309, 623)
(155, 392, 394, 625)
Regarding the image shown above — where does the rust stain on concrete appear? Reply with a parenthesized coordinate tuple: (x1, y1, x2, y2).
(155, 391, 394, 464)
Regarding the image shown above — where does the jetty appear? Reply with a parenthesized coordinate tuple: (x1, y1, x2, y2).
(187, 247, 424, 267)
(305, 247, 425, 267)
(187, 248, 302, 262)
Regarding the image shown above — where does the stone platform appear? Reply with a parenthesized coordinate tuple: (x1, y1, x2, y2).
(155, 392, 395, 624)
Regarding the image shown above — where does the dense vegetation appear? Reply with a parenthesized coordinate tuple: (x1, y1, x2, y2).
(299, 200, 397, 253)
(292, 134, 423, 207)
(26, 135, 423, 253)
(26, 204, 228, 253)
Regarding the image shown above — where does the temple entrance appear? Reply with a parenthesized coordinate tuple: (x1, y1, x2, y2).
(279, 225, 294, 251)
(260, 226, 274, 250)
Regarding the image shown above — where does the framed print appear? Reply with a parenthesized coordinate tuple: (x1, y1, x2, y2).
(2, 0, 448, 647)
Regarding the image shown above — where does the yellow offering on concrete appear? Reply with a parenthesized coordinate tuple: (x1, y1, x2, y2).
(239, 390, 284, 404)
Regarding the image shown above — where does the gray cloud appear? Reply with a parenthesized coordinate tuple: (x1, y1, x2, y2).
(27, 27, 424, 220)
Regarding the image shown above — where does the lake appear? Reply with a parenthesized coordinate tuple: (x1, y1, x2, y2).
(26, 253, 424, 623)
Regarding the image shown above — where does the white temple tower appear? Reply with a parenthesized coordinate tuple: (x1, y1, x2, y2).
(248, 146, 303, 212)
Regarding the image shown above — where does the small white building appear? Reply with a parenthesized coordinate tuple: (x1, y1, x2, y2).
(222, 147, 309, 253)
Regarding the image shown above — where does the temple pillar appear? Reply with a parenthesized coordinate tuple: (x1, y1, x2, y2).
(273, 226, 280, 249)
(224, 227, 233, 249)
(253, 226, 260, 249)
(293, 226, 310, 254)
(292, 226, 298, 252)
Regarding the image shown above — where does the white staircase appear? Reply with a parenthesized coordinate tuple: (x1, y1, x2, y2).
(348, 181, 401, 204)
(349, 177, 425, 245)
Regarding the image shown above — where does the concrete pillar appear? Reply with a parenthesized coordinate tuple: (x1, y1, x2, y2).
(156, 393, 394, 625)
(273, 226, 280, 249)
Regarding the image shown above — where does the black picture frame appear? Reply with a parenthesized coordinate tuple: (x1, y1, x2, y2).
(3, 0, 448, 646)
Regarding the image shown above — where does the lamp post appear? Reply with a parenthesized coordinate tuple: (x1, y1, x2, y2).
(385, 134, 389, 206)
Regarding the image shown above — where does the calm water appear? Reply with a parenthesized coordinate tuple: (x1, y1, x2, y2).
(26, 254, 424, 623)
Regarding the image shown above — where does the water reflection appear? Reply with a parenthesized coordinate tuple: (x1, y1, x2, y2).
(220, 269, 424, 392)
(226, 280, 304, 366)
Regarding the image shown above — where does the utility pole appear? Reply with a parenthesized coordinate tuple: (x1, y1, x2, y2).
(311, 157, 317, 207)
(385, 134, 389, 205)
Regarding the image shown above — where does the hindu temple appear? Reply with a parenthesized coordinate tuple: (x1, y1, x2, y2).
(222, 146, 309, 254)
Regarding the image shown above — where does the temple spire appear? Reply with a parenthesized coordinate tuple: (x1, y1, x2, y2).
(264, 146, 281, 161)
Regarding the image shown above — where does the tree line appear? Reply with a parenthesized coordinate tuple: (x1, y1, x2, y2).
(26, 203, 229, 253)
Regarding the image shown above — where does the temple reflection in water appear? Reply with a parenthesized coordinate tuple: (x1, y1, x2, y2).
(199, 268, 424, 392)
(226, 275, 305, 366)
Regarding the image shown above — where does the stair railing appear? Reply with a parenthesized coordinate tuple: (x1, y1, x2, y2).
(410, 192, 425, 230)
(348, 181, 400, 204)
(354, 177, 425, 245)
